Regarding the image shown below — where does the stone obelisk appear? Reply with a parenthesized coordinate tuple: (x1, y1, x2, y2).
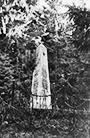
(30, 43, 52, 109)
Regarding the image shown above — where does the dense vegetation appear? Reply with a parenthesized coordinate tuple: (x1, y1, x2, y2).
(0, 0, 90, 137)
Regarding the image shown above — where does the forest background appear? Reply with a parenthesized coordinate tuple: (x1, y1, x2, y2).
(0, 0, 90, 138)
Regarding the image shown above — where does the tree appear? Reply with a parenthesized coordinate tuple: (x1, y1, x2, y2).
(68, 5, 90, 51)
(0, 0, 89, 137)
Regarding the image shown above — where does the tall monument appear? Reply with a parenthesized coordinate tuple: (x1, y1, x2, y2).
(30, 43, 52, 109)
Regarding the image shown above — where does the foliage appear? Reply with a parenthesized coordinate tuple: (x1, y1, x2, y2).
(68, 5, 90, 51)
(0, 0, 90, 138)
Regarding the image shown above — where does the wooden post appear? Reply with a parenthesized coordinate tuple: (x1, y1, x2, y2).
(12, 80, 15, 106)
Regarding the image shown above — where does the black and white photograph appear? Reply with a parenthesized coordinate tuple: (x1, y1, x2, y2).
(0, 0, 90, 137)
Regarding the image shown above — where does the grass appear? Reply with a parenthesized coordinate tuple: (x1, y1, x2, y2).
(0, 109, 89, 138)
